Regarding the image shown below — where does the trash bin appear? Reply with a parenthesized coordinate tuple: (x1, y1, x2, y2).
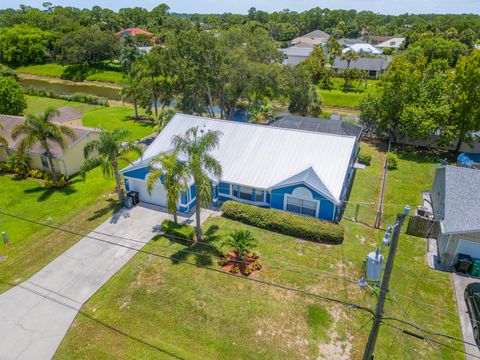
(127, 191, 139, 205)
(455, 253, 473, 273)
(471, 259, 480, 277)
(124, 196, 133, 209)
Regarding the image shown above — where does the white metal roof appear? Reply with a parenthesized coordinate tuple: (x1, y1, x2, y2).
(122, 114, 357, 204)
(342, 43, 383, 55)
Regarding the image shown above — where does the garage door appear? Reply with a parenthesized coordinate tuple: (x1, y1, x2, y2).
(455, 239, 480, 260)
(128, 179, 167, 207)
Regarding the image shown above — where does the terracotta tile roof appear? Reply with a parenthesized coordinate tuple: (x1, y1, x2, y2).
(116, 28, 153, 37)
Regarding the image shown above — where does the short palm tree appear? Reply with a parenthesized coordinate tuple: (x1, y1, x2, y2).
(147, 151, 189, 224)
(340, 49, 360, 69)
(120, 76, 141, 119)
(11, 107, 77, 181)
(81, 128, 143, 202)
(172, 126, 222, 241)
(222, 230, 258, 261)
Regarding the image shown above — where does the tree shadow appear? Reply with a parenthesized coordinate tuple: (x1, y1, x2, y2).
(393, 145, 455, 164)
(163, 224, 222, 267)
(23, 179, 81, 202)
(88, 199, 121, 222)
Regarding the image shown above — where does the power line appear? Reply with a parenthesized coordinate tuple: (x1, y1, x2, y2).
(0, 209, 375, 315)
(381, 321, 480, 360)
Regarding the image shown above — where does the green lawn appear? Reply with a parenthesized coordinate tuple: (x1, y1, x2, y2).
(25, 95, 101, 114)
(25, 96, 155, 141)
(16, 63, 65, 77)
(0, 169, 121, 294)
(82, 107, 154, 140)
(16, 63, 126, 85)
(319, 89, 365, 108)
(54, 140, 462, 359)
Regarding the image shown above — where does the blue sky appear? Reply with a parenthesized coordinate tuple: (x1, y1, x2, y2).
(1, 0, 480, 15)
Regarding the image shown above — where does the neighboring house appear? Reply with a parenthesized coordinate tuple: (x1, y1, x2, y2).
(120, 114, 359, 222)
(270, 113, 363, 141)
(377, 37, 405, 49)
(291, 30, 330, 46)
(338, 38, 364, 47)
(116, 28, 154, 37)
(0, 107, 100, 177)
(362, 35, 393, 45)
(332, 57, 391, 78)
(342, 43, 383, 55)
(280, 46, 313, 66)
(431, 166, 480, 267)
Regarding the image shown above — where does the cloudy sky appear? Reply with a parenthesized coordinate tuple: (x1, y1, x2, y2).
(1, 0, 479, 14)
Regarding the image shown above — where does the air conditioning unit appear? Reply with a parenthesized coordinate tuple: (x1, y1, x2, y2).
(416, 206, 428, 217)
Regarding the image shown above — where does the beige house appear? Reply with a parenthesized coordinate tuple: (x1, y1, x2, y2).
(0, 107, 100, 177)
(291, 30, 330, 47)
(431, 166, 480, 267)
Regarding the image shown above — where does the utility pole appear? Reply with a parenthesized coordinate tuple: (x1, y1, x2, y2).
(363, 206, 410, 360)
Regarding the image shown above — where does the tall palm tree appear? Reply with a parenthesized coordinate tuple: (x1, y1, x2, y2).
(11, 107, 76, 181)
(120, 76, 141, 119)
(172, 127, 222, 241)
(81, 128, 142, 202)
(147, 151, 189, 224)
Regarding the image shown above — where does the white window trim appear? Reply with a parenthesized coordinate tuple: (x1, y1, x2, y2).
(283, 194, 320, 218)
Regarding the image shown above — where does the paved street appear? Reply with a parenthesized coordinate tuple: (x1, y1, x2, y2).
(0, 205, 213, 360)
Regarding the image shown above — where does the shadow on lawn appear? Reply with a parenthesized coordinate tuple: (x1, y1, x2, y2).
(88, 199, 121, 222)
(160, 225, 223, 267)
(23, 179, 81, 201)
(0, 280, 185, 359)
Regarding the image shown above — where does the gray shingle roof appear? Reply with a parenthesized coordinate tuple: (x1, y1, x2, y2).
(441, 166, 480, 234)
(333, 56, 391, 72)
(270, 113, 362, 139)
(50, 106, 83, 124)
(280, 46, 313, 57)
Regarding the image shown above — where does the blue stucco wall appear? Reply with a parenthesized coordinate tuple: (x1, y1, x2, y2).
(123, 167, 150, 180)
(271, 184, 336, 221)
(219, 182, 230, 195)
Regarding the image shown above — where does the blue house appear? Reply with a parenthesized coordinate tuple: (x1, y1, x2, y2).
(120, 114, 359, 222)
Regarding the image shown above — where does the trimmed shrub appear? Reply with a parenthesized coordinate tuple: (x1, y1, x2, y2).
(28, 168, 46, 179)
(44, 176, 70, 188)
(161, 220, 195, 241)
(221, 201, 344, 244)
(387, 152, 399, 170)
(358, 153, 372, 166)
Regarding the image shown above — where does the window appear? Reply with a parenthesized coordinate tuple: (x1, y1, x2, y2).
(239, 186, 253, 201)
(255, 190, 264, 202)
(286, 196, 317, 217)
(41, 156, 49, 170)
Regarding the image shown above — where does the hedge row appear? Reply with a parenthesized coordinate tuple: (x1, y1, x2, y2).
(220, 201, 344, 244)
(161, 220, 195, 241)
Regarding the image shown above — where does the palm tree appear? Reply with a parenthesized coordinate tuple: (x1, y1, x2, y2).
(11, 107, 76, 182)
(340, 49, 360, 69)
(172, 127, 222, 241)
(222, 230, 258, 261)
(147, 151, 189, 223)
(81, 128, 143, 202)
(121, 76, 141, 119)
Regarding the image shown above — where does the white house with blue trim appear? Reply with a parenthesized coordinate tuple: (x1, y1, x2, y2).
(120, 114, 359, 222)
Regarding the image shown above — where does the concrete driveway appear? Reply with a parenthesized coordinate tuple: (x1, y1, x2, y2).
(452, 273, 480, 360)
(0, 205, 213, 360)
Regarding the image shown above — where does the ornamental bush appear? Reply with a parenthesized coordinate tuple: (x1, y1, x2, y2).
(161, 220, 195, 241)
(387, 152, 399, 170)
(221, 201, 344, 244)
(358, 153, 372, 166)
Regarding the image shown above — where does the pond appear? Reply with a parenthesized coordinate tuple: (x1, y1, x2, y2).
(21, 78, 123, 101)
(21, 78, 251, 122)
